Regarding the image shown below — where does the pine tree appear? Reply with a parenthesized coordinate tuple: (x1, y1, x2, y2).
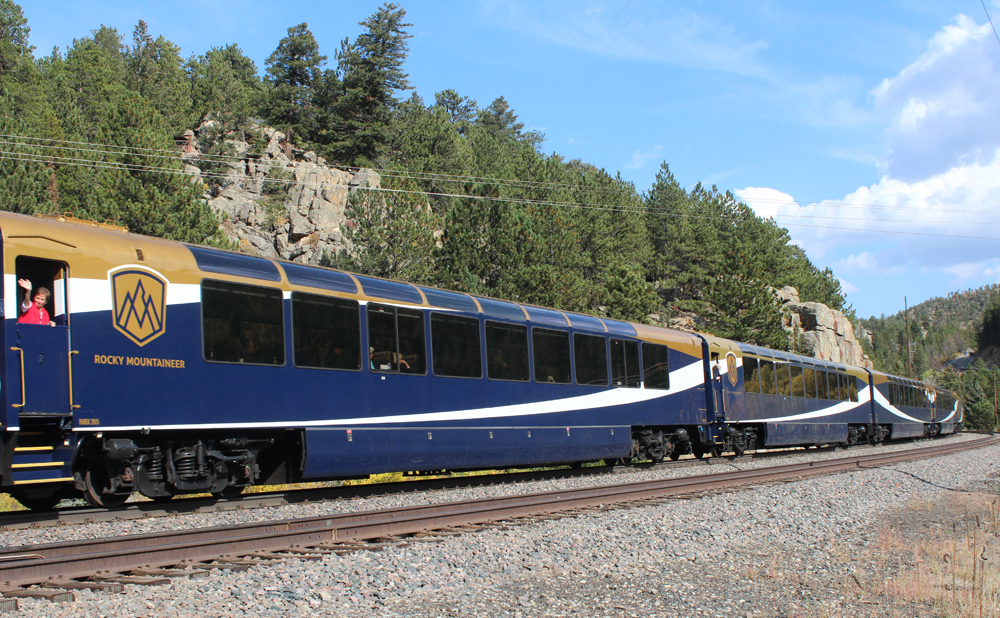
(328, 175, 439, 284)
(432, 89, 477, 135)
(125, 20, 191, 131)
(323, 2, 412, 164)
(262, 23, 327, 142)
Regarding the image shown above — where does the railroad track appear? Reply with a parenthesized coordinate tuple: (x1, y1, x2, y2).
(0, 441, 860, 531)
(0, 434, 993, 610)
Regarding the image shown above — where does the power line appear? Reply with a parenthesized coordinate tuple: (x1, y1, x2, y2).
(3, 138, 1000, 240)
(7, 132, 1000, 216)
(983, 0, 1000, 48)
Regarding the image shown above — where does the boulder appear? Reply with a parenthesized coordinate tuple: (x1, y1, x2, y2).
(779, 287, 871, 368)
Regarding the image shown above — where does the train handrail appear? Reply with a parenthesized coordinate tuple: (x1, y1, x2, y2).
(68, 350, 80, 410)
(10, 347, 24, 409)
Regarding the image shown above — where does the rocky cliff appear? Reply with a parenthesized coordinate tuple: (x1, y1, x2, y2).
(776, 286, 871, 368)
(182, 123, 375, 265)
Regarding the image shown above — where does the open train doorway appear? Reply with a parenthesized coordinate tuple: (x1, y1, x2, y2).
(10, 255, 73, 418)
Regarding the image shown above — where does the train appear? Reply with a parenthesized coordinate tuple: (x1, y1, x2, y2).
(0, 211, 962, 510)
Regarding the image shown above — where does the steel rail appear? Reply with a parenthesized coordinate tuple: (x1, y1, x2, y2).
(0, 434, 995, 591)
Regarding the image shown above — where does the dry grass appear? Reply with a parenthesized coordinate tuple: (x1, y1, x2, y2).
(875, 494, 1000, 618)
(0, 493, 26, 512)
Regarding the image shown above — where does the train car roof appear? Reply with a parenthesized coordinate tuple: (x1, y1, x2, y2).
(1, 212, 706, 348)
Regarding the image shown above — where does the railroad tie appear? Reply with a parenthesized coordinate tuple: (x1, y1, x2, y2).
(43, 580, 123, 593)
(0, 587, 74, 603)
(92, 575, 171, 586)
(131, 568, 210, 579)
(0, 597, 15, 614)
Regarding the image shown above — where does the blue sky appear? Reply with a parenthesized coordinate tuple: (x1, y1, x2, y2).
(18, 1, 1000, 318)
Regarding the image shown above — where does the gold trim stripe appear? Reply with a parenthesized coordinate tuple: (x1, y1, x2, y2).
(14, 446, 55, 452)
(12, 462, 66, 469)
(13, 477, 74, 485)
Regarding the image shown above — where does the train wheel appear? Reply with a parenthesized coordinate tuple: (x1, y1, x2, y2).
(11, 490, 61, 511)
(692, 446, 706, 459)
(668, 451, 681, 461)
(83, 466, 129, 508)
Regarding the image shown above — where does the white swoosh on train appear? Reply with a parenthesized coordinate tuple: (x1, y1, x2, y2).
(75, 360, 708, 431)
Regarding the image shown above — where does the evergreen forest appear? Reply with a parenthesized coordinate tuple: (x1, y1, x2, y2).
(2, 1, 849, 350)
(860, 285, 1000, 431)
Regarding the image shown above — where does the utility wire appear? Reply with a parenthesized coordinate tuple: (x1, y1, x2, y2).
(5, 150, 998, 227)
(4, 139, 1000, 239)
(983, 0, 1000, 48)
(6, 132, 999, 215)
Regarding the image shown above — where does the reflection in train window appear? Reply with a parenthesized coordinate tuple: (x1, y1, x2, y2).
(293, 293, 360, 370)
(368, 304, 425, 374)
(790, 365, 805, 398)
(610, 339, 641, 388)
(203, 280, 284, 365)
(486, 321, 529, 382)
(743, 357, 760, 394)
(641, 343, 670, 390)
(776, 363, 792, 397)
(533, 328, 571, 384)
(803, 368, 817, 399)
(431, 313, 481, 378)
(574, 334, 608, 386)
(759, 360, 776, 395)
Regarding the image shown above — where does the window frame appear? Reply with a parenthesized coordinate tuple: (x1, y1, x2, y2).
(573, 332, 609, 387)
(430, 312, 483, 379)
(485, 319, 530, 382)
(201, 278, 285, 367)
(291, 292, 362, 371)
(641, 342, 671, 390)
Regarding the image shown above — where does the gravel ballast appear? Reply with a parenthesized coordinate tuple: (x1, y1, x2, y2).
(5, 432, 998, 617)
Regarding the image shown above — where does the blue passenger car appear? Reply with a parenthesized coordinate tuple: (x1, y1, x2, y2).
(0, 211, 962, 510)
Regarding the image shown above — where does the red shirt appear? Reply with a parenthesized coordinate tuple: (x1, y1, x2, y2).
(18, 304, 50, 325)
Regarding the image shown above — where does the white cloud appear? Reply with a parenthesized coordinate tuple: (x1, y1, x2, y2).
(838, 279, 860, 295)
(749, 151, 1000, 264)
(734, 187, 796, 220)
(945, 262, 987, 280)
(834, 253, 877, 272)
(623, 145, 664, 170)
(872, 14, 1000, 181)
(739, 16, 1000, 273)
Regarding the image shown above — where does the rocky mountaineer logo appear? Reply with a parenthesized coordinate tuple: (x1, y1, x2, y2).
(726, 352, 738, 387)
(110, 267, 166, 347)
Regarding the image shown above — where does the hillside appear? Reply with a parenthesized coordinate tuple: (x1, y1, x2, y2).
(857, 286, 1000, 377)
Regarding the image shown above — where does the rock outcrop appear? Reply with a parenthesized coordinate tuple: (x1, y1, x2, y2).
(777, 286, 871, 368)
(184, 122, 377, 265)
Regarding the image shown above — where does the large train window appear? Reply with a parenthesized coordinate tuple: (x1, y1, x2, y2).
(610, 339, 640, 388)
(574, 334, 608, 386)
(743, 357, 760, 394)
(202, 280, 284, 365)
(849, 376, 859, 402)
(431, 313, 481, 378)
(368, 304, 426, 374)
(533, 328, 571, 384)
(775, 363, 792, 397)
(293, 293, 360, 370)
(887, 382, 896, 405)
(759, 360, 776, 395)
(486, 321, 529, 382)
(790, 365, 805, 398)
(641, 343, 670, 390)
(803, 368, 817, 398)
(816, 371, 829, 399)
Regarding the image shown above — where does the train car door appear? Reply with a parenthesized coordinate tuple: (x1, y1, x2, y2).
(8, 256, 73, 420)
